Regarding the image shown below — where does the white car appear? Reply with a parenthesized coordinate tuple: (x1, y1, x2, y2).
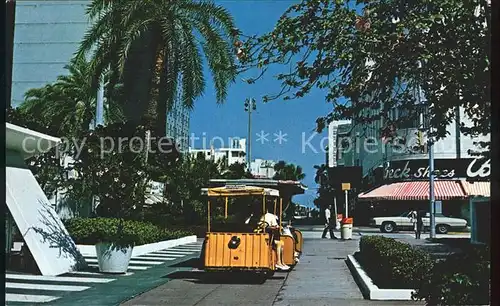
(369, 212, 468, 234)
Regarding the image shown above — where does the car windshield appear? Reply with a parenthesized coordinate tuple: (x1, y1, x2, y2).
(399, 212, 409, 217)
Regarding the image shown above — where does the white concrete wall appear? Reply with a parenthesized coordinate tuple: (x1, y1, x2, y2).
(388, 107, 490, 162)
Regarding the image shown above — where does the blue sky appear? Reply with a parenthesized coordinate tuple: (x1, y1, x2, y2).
(190, 0, 333, 208)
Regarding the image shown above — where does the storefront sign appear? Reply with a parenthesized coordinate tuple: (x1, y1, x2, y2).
(384, 158, 490, 181)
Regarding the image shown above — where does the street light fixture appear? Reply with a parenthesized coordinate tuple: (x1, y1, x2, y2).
(244, 98, 256, 172)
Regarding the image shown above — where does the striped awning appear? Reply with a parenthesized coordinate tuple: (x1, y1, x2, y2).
(358, 180, 468, 201)
(460, 180, 490, 197)
(358, 183, 401, 200)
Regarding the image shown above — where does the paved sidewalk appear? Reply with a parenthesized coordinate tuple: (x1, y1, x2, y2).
(5, 242, 202, 305)
(273, 235, 424, 306)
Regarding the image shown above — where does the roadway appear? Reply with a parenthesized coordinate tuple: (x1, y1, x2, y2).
(120, 229, 440, 306)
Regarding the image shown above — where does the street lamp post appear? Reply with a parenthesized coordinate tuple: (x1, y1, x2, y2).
(429, 138, 436, 239)
(244, 98, 256, 172)
(96, 81, 105, 126)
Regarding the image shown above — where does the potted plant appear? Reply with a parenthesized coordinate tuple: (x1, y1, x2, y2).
(68, 123, 150, 273)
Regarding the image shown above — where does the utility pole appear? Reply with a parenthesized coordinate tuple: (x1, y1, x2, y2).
(344, 190, 349, 218)
(429, 138, 436, 239)
(333, 195, 339, 229)
(95, 80, 105, 126)
(244, 98, 256, 172)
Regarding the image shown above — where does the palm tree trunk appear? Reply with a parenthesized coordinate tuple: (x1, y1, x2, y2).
(156, 48, 168, 137)
(122, 29, 160, 125)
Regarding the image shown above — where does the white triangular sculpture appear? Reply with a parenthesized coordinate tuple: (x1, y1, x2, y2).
(6, 123, 86, 276)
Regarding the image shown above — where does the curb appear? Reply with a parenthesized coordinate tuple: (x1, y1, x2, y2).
(346, 254, 416, 300)
(77, 235, 198, 257)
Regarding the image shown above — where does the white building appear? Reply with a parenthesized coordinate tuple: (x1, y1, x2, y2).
(327, 120, 352, 167)
(250, 159, 276, 178)
(189, 138, 246, 166)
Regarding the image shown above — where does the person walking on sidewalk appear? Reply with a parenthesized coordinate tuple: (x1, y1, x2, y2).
(408, 208, 418, 238)
(322, 205, 337, 239)
(416, 210, 424, 239)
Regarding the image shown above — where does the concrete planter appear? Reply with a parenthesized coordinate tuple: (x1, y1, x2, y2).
(78, 235, 197, 257)
(95, 243, 133, 274)
(347, 254, 416, 300)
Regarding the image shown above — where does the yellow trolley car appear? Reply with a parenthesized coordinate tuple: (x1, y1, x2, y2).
(200, 185, 301, 278)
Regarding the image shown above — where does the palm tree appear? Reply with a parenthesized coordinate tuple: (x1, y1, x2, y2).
(221, 162, 253, 179)
(272, 161, 305, 219)
(273, 161, 306, 181)
(313, 164, 328, 186)
(18, 55, 124, 137)
(77, 0, 239, 136)
(313, 164, 335, 211)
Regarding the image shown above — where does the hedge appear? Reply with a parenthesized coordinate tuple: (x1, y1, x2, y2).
(64, 218, 194, 247)
(413, 244, 490, 305)
(357, 236, 434, 289)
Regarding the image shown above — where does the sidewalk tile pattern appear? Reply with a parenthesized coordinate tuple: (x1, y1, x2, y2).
(5, 242, 202, 305)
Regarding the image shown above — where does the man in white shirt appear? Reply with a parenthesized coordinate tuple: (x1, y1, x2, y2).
(260, 208, 290, 271)
(322, 205, 337, 239)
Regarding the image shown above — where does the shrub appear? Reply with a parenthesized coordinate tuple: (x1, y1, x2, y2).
(413, 244, 490, 305)
(65, 218, 194, 247)
(358, 236, 434, 289)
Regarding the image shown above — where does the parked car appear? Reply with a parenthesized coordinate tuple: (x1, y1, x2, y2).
(369, 211, 468, 234)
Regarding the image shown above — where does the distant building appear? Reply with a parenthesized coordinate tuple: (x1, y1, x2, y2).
(250, 159, 276, 179)
(326, 120, 352, 167)
(166, 95, 190, 152)
(189, 138, 246, 166)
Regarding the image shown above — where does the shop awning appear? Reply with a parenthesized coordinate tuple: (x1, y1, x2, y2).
(358, 180, 468, 201)
(460, 180, 490, 197)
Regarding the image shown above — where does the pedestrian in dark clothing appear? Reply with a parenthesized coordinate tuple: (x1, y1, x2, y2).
(322, 205, 337, 239)
(416, 210, 424, 239)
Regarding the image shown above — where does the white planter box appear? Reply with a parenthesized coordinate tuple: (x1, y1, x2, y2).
(347, 254, 416, 300)
(77, 235, 197, 257)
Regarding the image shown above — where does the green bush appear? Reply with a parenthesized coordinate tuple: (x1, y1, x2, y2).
(358, 236, 434, 289)
(65, 218, 194, 247)
(413, 244, 490, 305)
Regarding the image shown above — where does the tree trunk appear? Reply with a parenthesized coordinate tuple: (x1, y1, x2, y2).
(122, 28, 160, 125)
(156, 49, 168, 137)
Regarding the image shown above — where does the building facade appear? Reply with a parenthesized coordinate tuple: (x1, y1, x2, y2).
(327, 120, 352, 167)
(12, 1, 91, 107)
(166, 95, 190, 152)
(336, 106, 490, 182)
(250, 159, 276, 179)
(329, 101, 490, 225)
(12, 0, 190, 145)
(189, 138, 247, 166)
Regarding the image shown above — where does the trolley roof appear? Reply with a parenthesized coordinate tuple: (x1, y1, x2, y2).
(202, 185, 280, 197)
